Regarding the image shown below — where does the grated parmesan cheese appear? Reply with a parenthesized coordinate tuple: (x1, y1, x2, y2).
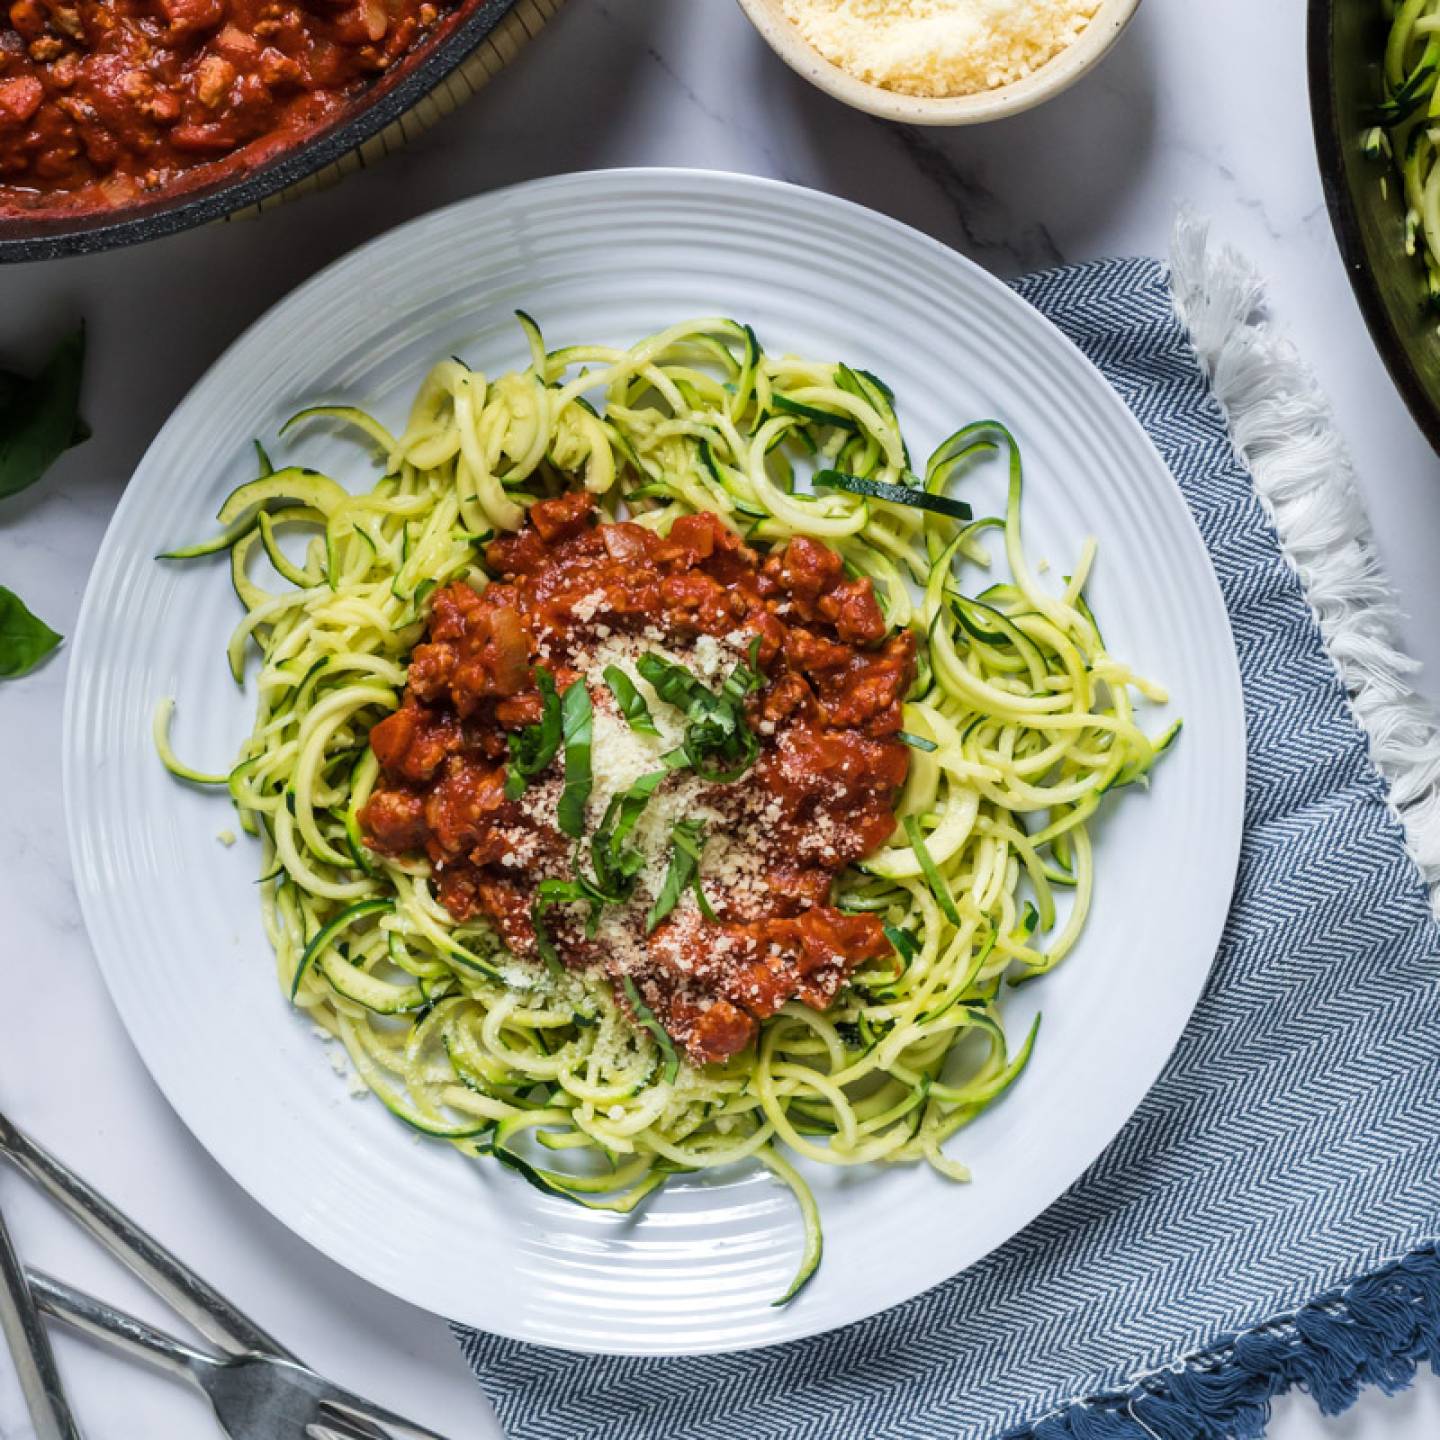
(778, 0, 1101, 98)
(539, 625, 762, 983)
(552, 611, 862, 993)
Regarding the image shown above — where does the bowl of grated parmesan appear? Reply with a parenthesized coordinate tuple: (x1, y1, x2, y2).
(736, 0, 1140, 124)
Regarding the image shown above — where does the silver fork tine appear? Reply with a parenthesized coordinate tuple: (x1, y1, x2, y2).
(308, 1420, 394, 1440)
(0, 1110, 286, 1358)
(318, 1386, 457, 1440)
(32, 1270, 444, 1440)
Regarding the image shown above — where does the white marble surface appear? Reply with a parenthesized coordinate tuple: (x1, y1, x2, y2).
(2, 1, 1439, 1436)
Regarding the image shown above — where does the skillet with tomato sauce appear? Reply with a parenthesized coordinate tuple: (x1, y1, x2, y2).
(0, 0, 466, 215)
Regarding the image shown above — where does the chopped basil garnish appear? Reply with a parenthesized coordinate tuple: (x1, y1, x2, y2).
(897, 730, 938, 753)
(637, 642, 764, 784)
(532, 877, 592, 976)
(529, 769, 674, 978)
(505, 666, 562, 800)
(646, 819, 708, 933)
(635, 652, 702, 711)
(621, 975, 680, 1084)
(692, 878, 719, 923)
(556, 678, 594, 838)
(673, 818, 720, 920)
(582, 770, 666, 904)
(0, 586, 61, 679)
(602, 665, 660, 736)
(903, 814, 961, 926)
(723, 635, 765, 705)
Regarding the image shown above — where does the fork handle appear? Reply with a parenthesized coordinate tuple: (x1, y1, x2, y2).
(26, 1268, 215, 1387)
(0, 1111, 292, 1360)
(0, 1117, 397, 1440)
(0, 1209, 83, 1440)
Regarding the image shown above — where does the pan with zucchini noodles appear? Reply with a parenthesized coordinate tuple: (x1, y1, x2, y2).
(1368, 1, 1440, 301)
(156, 315, 1178, 1301)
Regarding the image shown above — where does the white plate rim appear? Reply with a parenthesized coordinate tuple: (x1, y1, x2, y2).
(62, 167, 1246, 1355)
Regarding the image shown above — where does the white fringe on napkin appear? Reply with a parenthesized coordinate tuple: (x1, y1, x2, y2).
(1170, 217, 1440, 916)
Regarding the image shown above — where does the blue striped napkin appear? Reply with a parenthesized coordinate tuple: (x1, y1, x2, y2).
(455, 250, 1440, 1440)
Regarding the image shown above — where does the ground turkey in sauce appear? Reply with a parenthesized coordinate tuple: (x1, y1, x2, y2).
(360, 493, 915, 1066)
(0, 0, 459, 213)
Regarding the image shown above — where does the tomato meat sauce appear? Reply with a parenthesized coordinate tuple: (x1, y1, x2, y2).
(0, 0, 459, 214)
(360, 493, 916, 1066)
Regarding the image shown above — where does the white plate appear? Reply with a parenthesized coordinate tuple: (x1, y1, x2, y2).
(64, 169, 1244, 1355)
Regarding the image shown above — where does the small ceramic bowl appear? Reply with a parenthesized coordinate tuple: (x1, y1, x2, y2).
(734, 0, 1142, 125)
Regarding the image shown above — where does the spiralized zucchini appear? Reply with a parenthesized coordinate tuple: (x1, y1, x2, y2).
(157, 315, 1176, 1301)
(1373, 0, 1440, 305)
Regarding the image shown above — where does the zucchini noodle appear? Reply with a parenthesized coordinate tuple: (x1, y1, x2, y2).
(157, 315, 1177, 1300)
(1372, 1, 1440, 305)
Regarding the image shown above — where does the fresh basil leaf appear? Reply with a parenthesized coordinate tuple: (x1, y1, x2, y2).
(583, 771, 666, 904)
(687, 725, 758, 784)
(671, 819, 707, 862)
(673, 824, 720, 922)
(646, 847, 692, 933)
(0, 325, 88, 503)
(532, 877, 591, 976)
(636, 653, 704, 712)
(506, 666, 562, 798)
(719, 639, 764, 707)
(577, 828, 631, 905)
(0, 587, 61, 678)
(903, 814, 961, 926)
(620, 975, 680, 1084)
(611, 770, 666, 849)
(692, 875, 719, 922)
(603, 665, 660, 737)
(556, 679, 594, 838)
(637, 649, 762, 784)
(646, 819, 707, 933)
(684, 701, 738, 755)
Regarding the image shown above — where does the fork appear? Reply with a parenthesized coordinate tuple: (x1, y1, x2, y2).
(26, 1270, 446, 1440)
(0, 1111, 451, 1440)
(0, 1201, 79, 1440)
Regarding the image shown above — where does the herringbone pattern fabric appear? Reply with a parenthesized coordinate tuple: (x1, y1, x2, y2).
(455, 258, 1440, 1440)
